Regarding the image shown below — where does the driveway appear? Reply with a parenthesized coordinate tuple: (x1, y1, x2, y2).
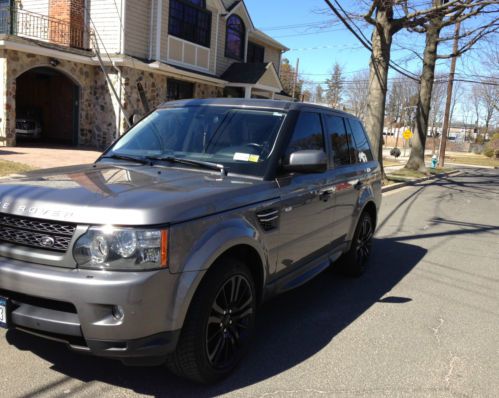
(0, 146, 101, 169)
(0, 168, 498, 397)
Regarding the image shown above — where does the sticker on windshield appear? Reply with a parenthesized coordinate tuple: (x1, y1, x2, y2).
(233, 153, 260, 163)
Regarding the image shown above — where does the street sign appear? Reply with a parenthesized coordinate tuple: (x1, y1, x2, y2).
(403, 129, 413, 140)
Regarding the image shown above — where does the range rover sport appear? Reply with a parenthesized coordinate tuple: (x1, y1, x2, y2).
(0, 99, 381, 383)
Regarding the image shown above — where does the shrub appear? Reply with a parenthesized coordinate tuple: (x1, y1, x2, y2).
(484, 147, 494, 157)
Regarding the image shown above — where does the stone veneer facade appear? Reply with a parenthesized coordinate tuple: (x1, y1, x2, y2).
(0, 50, 224, 149)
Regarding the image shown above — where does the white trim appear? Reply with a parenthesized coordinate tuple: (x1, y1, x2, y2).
(167, 36, 211, 72)
(156, 0, 163, 61)
(149, 61, 225, 86)
(214, 10, 220, 73)
(120, 0, 126, 55)
(225, 82, 280, 94)
(149, 0, 154, 59)
(0, 38, 96, 65)
(168, 35, 211, 51)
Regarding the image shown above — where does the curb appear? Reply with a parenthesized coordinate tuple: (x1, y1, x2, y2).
(382, 170, 461, 193)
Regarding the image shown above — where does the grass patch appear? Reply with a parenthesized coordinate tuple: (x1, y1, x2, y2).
(382, 158, 402, 167)
(426, 154, 499, 167)
(386, 167, 453, 182)
(0, 159, 33, 177)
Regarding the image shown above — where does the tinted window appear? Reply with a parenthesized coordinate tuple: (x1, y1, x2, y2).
(348, 119, 373, 163)
(169, 0, 211, 47)
(248, 42, 265, 63)
(324, 115, 351, 166)
(285, 112, 325, 158)
(226, 15, 245, 59)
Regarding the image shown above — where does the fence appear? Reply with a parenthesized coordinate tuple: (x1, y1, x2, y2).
(0, 7, 88, 50)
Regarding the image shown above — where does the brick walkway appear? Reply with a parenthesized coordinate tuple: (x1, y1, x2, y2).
(0, 146, 101, 169)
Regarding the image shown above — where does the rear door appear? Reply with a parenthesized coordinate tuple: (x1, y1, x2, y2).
(323, 114, 358, 245)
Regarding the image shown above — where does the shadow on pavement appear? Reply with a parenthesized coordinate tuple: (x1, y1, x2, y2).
(6, 238, 426, 397)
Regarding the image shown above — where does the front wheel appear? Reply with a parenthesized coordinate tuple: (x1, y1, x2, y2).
(166, 258, 256, 383)
(338, 212, 374, 277)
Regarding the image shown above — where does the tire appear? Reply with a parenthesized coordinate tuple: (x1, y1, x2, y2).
(338, 212, 374, 277)
(166, 257, 257, 383)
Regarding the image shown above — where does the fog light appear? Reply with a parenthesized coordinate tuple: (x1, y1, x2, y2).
(112, 305, 125, 321)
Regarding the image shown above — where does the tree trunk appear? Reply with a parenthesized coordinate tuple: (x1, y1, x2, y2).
(364, 10, 393, 175)
(405, 25, 442, 172)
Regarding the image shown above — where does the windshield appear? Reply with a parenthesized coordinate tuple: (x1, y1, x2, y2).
(107, 106, 287, 176)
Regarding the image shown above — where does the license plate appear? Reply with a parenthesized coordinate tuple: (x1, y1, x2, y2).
(0, 297, 8, 328)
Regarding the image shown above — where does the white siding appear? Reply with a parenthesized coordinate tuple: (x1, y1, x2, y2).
(19, 0, 49, 16)
(89, 0, 122, 54)
(125, 0, 151, 59)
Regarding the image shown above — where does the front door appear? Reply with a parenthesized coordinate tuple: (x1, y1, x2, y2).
(275, 111, 334, 278)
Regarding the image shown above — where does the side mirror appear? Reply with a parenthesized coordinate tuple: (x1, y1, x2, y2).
(283, 149, 328, 173)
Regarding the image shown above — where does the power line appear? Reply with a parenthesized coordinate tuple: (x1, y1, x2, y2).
(259, 20, 338, 31)
(324, 0, 420, 82)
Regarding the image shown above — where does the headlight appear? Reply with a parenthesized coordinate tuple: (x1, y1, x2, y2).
(73, 226, 168, 270)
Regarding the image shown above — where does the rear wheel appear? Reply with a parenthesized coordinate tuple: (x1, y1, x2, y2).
(166, 258, 256, 383)
(339, 212, 374, 277)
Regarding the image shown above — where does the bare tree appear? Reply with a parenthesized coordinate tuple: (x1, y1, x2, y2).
(326, 62, 344, 108)
(323, 0, 499, 174)
(344, 71, 370, 120)
(405, 1, 499, 171)
(314, 84, 325, 104)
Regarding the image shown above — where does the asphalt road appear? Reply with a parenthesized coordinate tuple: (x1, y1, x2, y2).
(1, 168, 498, 398)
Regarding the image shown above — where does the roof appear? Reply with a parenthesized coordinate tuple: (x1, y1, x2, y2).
(221, 62, 269, 84)
(249, 30, 289, 52)
(158, 98, 357, 118)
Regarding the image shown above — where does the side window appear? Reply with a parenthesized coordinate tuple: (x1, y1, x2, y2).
(324, 115, 351, 167)
(348, 119, 374, 163)
(285, 112, 325, 159)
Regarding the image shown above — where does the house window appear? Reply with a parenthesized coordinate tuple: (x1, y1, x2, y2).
(225, 15, 245, 60)
(169, 0, 211, 48)
(247, 42, 265, 63)
(167, 78, 194, 101)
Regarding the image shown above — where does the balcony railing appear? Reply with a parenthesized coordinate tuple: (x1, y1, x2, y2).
(0, 7, 89, 50)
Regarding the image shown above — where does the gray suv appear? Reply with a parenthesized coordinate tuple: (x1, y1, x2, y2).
(0, 99, 381, 383)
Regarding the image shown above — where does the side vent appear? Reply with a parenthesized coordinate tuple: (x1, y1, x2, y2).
(256, 209, 280, 231)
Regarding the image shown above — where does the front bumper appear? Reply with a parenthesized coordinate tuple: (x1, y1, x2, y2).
(0, 257, 186, 360)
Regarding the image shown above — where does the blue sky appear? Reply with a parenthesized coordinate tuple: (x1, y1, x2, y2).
(244, 0, 489, 87)
(245, 0, 373, 84)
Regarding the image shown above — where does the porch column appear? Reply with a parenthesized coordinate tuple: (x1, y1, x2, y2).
(244, 86, 252, 99)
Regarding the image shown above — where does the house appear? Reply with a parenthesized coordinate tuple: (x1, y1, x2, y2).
(0, 0, 288, 148)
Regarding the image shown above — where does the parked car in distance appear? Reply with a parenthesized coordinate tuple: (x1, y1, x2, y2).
(0, 99, 382, 383)
(15, 109, 42, 140)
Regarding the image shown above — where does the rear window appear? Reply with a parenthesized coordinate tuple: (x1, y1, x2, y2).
(324, 115, 351, 167)
(348, 119, 373, 163)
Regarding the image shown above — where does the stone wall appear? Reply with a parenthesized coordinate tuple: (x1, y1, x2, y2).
(0, 49, 97, 147)
(194, 82, 224, 99)
(0, 49, 226, 149)
(120, 67, 167, 133)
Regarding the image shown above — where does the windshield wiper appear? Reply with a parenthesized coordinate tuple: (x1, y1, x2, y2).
(147, 156, 227, 176)
(100, 153, 151, 165)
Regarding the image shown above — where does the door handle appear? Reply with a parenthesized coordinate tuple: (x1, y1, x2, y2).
(349, 179, 363, 190)
(319, 188, 335, 202)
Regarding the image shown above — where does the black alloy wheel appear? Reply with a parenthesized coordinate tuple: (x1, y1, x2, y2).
(339, 212, 374, 277)
(205, 274, 254, 370)
(166, 258, 256, 383)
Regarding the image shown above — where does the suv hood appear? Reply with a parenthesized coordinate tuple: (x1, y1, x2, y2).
(0, 164, 277, 225)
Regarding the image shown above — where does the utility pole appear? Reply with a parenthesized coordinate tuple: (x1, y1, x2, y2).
(291, 58, 300, 101)
(439, 20, 461, 168)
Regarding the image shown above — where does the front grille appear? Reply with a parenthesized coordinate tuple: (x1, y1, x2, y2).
(16, 121, 36, 130)
(0, 214, 76, 252)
